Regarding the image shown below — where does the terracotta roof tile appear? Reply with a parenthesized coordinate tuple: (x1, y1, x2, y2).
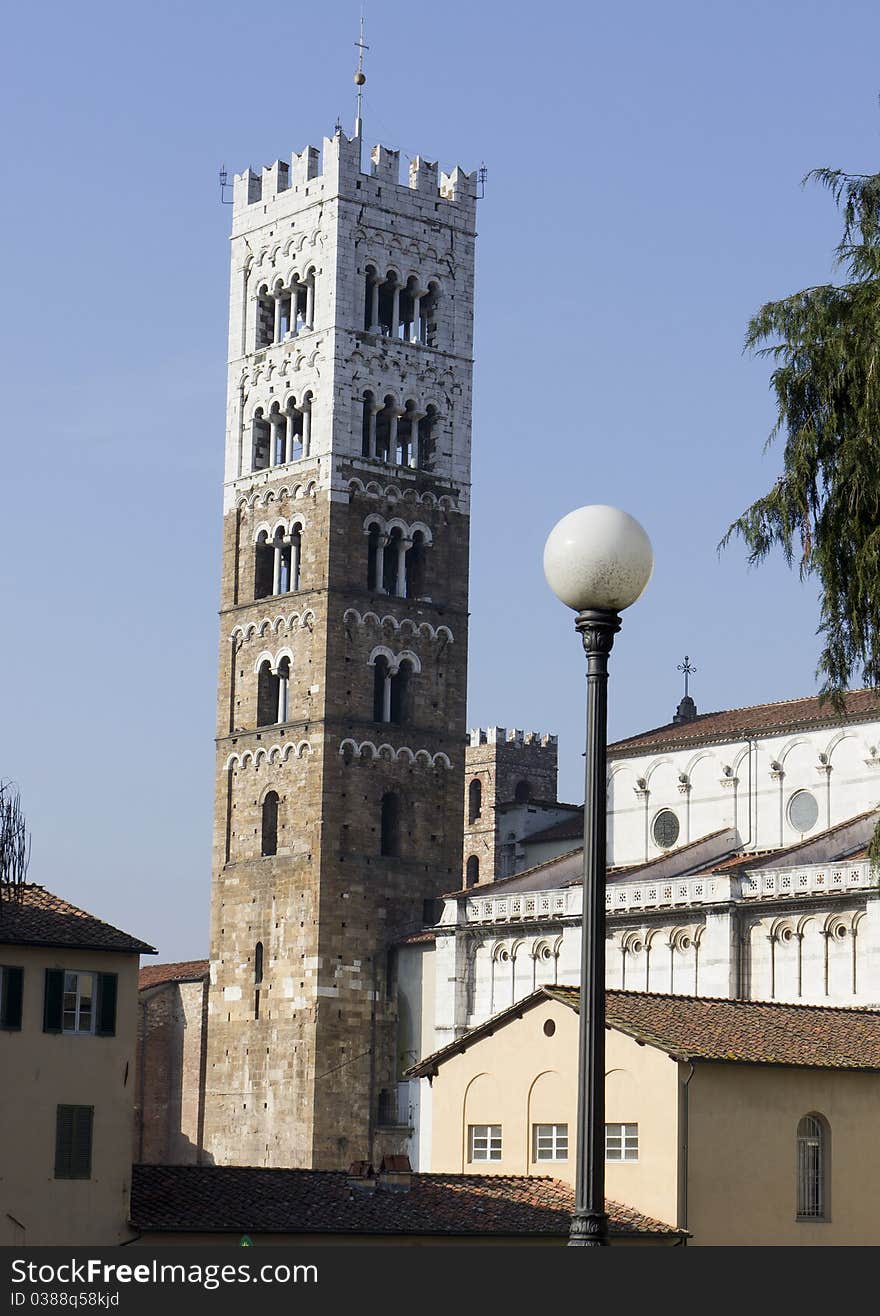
(608, 688, 880, 757)
(0, 885, 155, 955)
(139, 960, 209, 991)
(408, 987, 880, 1077)
(129, 1165, 680, 1237)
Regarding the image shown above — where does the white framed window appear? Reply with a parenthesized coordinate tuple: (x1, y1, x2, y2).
(533, 1123, 568, 1161)
(62, 972, 95, 1035)
(468, 1124, 502, 1162)
(605, 1122, 638, 1161)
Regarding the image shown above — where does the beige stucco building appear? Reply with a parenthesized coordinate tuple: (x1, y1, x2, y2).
(408, 985, 880, 1245)
(0, 884, 154, 1245)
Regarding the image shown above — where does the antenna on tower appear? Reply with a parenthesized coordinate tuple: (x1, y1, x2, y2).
(353, 5, 368, 139)
(219, 163, 233, 205)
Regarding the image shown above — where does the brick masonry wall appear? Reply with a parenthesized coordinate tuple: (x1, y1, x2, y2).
(135, 979, 208, 1164)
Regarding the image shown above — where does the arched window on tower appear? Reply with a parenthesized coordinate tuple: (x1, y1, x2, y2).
(261, 794, 278, 857)
(468, 779, 482, 824)
(252, 409, 271, 471)
(383, 527, 405, 597)
(373, 655, 391, 722)
(375, 395, 396, 464)
(254, 531, 274, 600)
(797, 1114, 829, 1220)
(254, 941, 264, 1020)
(362, 390, 377, 458)
(390, 660, 413, 725)
(366, 524, 383, 591)
(422, 280, 440, 347)
(417, 405, 437, 469)
(380, 792, 400, 857)
(466, 855, 480, 887)
(377, 272, 399, 337)
(398, 400, 420, 467)
(257, 661, 280, 727)
(364, 265, 379, 331)
(405, 530, 427, 599)
(514, 780, 532, 804)
(255, 285, 274, 348)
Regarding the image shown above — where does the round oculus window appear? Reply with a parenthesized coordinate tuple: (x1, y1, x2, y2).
(787, 790, 819, 834)
(652, 809, 680, 849)
(543, 1019, 556, 1037)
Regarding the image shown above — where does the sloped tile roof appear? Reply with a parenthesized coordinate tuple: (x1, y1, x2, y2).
(407, 987, 880, 1077)
(129, 1164, 680, 1238)
(608, 688, 880, 757)
(139, 959, 209, 991)
(0, 885, 155, 955)
(523, 815, 585, 845)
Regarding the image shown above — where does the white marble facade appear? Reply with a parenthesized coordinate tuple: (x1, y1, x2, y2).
(398, 695, 880, 1088)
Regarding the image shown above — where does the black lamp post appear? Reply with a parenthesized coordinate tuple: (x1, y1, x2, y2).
(543, 505, 654, 1247)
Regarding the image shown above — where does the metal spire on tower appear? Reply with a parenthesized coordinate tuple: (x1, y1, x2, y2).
(354, 7, 368, 139)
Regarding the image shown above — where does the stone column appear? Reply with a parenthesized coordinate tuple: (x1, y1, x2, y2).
(273, 296, 283, 344)
(302, 402, 311, 458)
(272, 542, 282, 595)
(382, 671, 393, 723)
(289, 284, 300, 336)
(391, 284, 400, 337)
(291, 534, 301, 590)
(396, 539, 411, 598)
(285, 411, 295, 464)
(277, 672, 289, 724)
(410, 293, 421, 343)
(367, 405, 377, 459)
(376, 534, 388, 592)
(305, 278, 314, 330)
(388, 409, 399, 463)
(370, 278, 380, 331)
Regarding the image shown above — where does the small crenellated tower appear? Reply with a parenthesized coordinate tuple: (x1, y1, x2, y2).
(203, 125, 477, 1170)
(462, 728, 563, 886)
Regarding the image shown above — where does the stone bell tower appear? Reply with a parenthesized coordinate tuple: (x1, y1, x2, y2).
(201, 124, 477, 1169)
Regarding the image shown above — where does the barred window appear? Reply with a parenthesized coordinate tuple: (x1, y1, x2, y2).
(797, 1114, 828, 1219)
(468, 1124, 502, 1162)
(605, 1122, 638, 1161)
(533, 1123, 568, 1161)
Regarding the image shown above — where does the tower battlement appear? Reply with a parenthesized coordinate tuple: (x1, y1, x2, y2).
(233, 130, 477, 217)
(467, 727, 558, 749)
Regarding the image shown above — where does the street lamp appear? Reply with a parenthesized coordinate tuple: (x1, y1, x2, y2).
(543, 505, 653, 1247)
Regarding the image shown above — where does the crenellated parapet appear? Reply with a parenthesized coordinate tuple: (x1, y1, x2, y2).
(232, 129, 477, 219)
(467, 727, 558, 749)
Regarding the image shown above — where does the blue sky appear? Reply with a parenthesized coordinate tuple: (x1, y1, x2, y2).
(2, 0, 879, 960)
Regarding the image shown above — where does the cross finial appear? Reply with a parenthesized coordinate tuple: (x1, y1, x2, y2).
(677, 655, 696, 699)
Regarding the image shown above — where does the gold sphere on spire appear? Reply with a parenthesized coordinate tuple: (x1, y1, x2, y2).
(354, 70, 366, 85)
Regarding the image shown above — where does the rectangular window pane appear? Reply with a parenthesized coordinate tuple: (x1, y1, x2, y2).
(533, 1123, 568, 1161)
(606, 1122, 638, 1162)
(469, 1124, 502, 1162)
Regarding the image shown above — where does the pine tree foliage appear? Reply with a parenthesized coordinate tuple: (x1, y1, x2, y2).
(722, 165, 880, 860)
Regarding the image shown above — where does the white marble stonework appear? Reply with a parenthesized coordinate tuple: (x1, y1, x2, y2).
(398, 696, 880, 1104)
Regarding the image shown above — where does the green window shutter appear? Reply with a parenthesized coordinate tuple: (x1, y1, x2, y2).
(95, 973, 117, 1037)
(1, 967, 23, 1030)
(43, 969, 64, 1033)
(55, 1105, 93, 1179)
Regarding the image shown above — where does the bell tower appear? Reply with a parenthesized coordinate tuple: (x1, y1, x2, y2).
(202, 124, 477, 1169)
